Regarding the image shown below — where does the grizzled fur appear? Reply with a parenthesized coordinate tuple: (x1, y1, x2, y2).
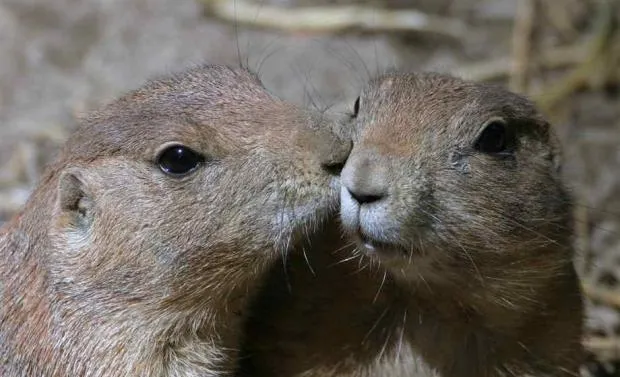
(239, 72, 584, 377)
(0, 65, 350, 377)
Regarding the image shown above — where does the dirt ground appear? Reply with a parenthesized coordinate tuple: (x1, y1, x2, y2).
(0, 0, 619, 375)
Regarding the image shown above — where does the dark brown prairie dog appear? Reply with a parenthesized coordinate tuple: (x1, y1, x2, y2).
(239, 72, 584, 377)
(0, 65, 350, 376)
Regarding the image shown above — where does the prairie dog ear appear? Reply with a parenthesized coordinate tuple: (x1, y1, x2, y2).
(56, 167, 95, 229)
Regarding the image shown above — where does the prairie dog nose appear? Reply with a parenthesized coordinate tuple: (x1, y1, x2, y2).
(341, 152, 388, 204)
(294, 114, 351, 176)
(319, 138, 352, 176)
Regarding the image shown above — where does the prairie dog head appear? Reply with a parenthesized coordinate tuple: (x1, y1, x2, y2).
(340, 72, 572, 286)
(44, 65, 350, 312)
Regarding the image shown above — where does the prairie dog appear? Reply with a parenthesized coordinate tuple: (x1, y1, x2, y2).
(0, 65, 350, 376)
(239, 72, 584, 377)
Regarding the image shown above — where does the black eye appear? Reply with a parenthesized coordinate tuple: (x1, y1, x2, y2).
(352, 96, 360, 117)
(474, 121, 510, 154)
(157, 145, 204, 176)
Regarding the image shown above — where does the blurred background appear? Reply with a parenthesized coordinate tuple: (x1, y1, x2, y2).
(0, 0, 618, 375)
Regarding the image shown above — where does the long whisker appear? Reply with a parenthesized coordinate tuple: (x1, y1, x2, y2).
(397, 309, 407, 361)
(327, 252, 360, 268)
(362, 306, 390, 344)
(301, 246, 316, 277)
(373, 270, 388, 304)
(333, 240, 357, 254)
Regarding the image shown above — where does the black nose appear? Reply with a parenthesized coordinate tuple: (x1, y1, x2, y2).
(347, 188, 384, 204)
(322, 161, 346, 176)
(320, 140, 353, 176)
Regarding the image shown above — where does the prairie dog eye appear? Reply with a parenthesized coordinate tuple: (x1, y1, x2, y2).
(157, 145, 204, 176)
(475, 120, 510, 154)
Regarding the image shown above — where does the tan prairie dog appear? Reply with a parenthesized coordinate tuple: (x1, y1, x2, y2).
(0, 65, 351, 376)
(238, 72, 584, 377)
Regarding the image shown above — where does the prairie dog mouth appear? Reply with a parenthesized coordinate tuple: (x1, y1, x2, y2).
(357, 231, 407, 257)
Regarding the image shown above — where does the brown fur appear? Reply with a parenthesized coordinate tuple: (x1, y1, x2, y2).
(0, 65, 351, 377)
(238, 72, 584, 377)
